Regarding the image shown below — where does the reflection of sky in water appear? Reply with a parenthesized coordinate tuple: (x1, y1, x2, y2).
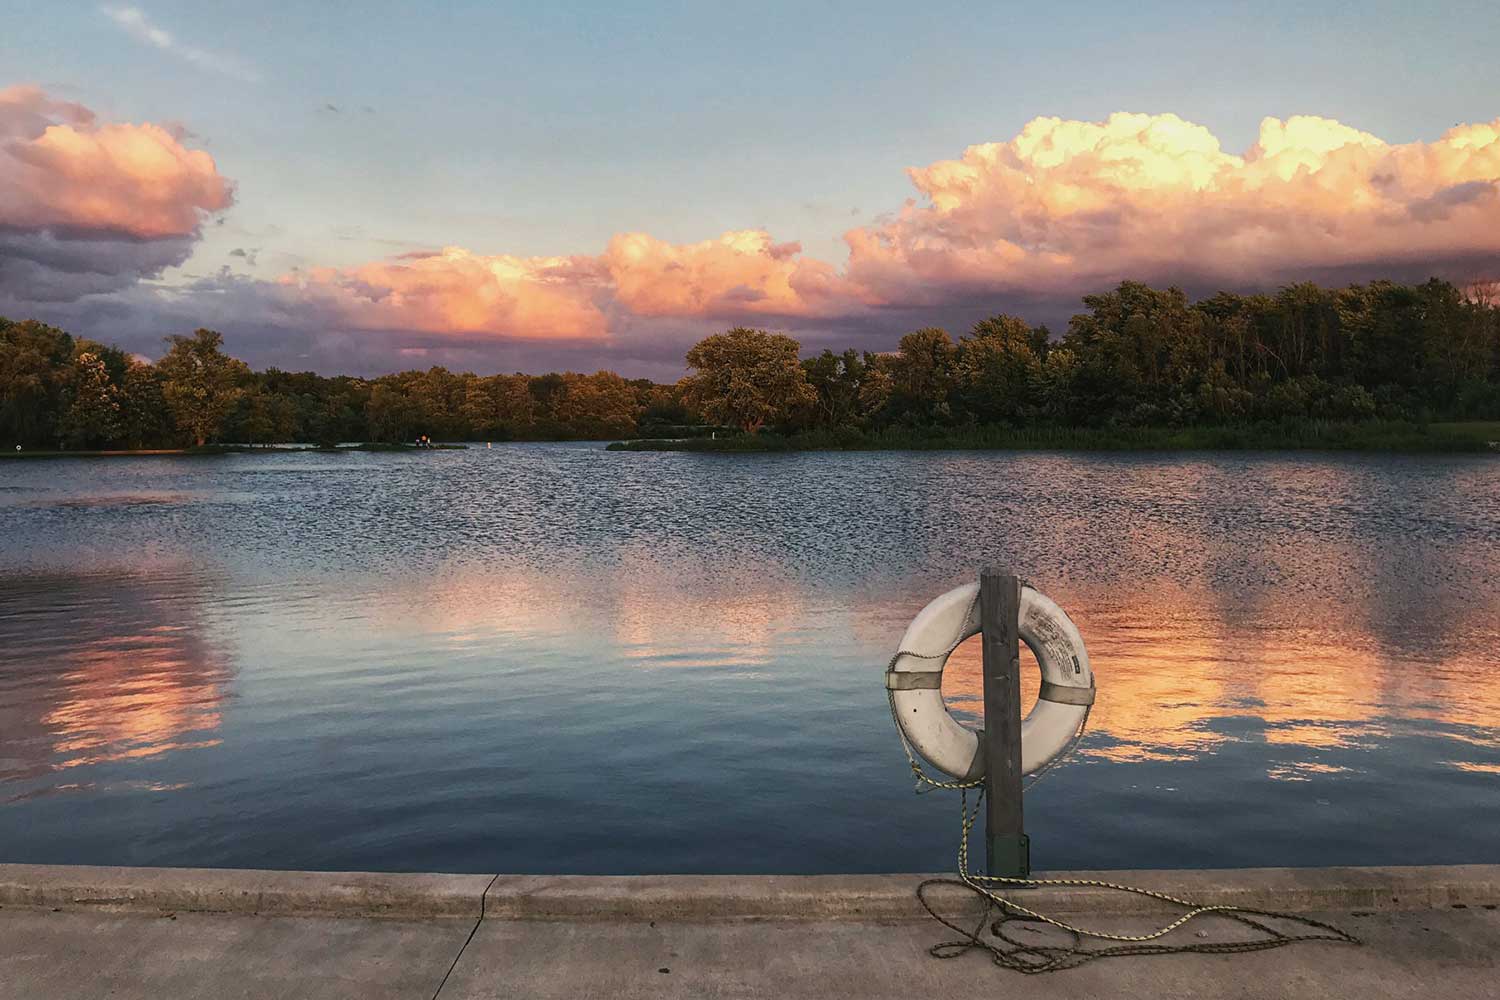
(0, 445, 1496, 873)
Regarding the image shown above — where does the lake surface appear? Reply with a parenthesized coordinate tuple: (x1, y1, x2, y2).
(1, 444, 1497, 874)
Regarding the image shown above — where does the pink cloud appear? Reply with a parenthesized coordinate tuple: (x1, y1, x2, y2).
(274, 246, 609, 341)
(602, 229, 853, 319)
(9, 92, 1500, 369)
(843, 111, 1500, 307)
(0, 84, 232, 239)
(0, 84, 233, 304)
(275, 111, 1499, 347)
(258, 229, 854, 344)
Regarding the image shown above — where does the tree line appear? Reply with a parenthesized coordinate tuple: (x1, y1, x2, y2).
(684, 278, 1499, 436)
(0, 324, 690, 449)
(3, 277, 1498, 451)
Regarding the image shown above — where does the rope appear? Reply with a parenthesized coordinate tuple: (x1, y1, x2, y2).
(887, 592, 1360, 973)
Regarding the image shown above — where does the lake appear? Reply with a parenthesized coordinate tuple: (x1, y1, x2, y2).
(1, 444, 1497, 874)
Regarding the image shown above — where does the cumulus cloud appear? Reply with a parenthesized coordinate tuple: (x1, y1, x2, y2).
(101, 6, 261, 83)
(272, 246, 609, 341)
(602, 229, 854, 319)
(204, 230, 854, 349)
(249, 111, 1499, 355)
(842, 111, 1500, 307)
(8, 95, 1500, 375)
(0, 84, 233, 301)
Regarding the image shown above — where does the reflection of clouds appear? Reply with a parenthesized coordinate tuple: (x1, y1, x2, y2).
(1265, 761, 1355, 783)
(854, 563, 1499, 779)
(44, 623, 226, 769)
(0, 572, 231, 789)
(3, 780, 191, 806)
(249, 512, 1500, 789)
(363, 549, 813, 673)
(1448, 761, 1500, 775)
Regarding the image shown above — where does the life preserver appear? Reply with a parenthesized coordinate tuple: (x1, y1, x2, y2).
(886, 583, 1094, 779)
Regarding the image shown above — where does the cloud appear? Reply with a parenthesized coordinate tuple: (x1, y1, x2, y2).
(172, 230, 855, 352)
(8, 95, 1500, 376)
(0, 84, 233, 301)
(842, 111, 1500, 308)
(0, 229, 199, 302)
(272, 246, 609, 341)
(101, 5, 261, 83)
(601, 229, 855, 319)
(249, 111, 1499, 355)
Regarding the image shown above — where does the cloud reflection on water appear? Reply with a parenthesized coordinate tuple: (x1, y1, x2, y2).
(0, 446, 1496, 872)
(0, 572, 231, 789)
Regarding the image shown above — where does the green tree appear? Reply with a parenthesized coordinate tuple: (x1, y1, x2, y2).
(59, 350, 124, 448)
(229, 389, 300, 445)
(366, 383, 421, 442)
(156, 329, 247, 447)
(119, 361, 174, 448)
(0, 318, 75, 448)
(802, 349, 869, 429)
(681, 328, 815, 434)
(553, 371, 641, 439)
(954, 315, 1047, 424)
(885, 327, 956, 424)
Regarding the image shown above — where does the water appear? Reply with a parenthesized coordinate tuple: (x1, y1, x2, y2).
(1, 445, 1497, 874)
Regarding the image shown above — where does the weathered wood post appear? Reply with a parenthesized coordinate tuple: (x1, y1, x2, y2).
(980, 567, 1030, 877)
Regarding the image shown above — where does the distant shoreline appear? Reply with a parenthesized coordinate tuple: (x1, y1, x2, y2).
(1, 443, 468, 459)
(607, 421, 1500, 454)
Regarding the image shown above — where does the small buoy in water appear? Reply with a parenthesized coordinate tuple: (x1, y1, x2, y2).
(487, 442, 492, 449)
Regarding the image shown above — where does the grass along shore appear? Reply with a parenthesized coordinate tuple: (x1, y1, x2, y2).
(608, 420, 1500, 454)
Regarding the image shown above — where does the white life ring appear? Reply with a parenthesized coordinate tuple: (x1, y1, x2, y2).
(886, 583, 1094, 779)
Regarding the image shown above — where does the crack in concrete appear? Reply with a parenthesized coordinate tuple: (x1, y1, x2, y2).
(431, 874, 498, 1000)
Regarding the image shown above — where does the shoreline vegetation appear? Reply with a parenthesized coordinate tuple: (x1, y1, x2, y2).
(608, 420, 1500, 454)
(5, 277, 1499, 456)
(1, 442, 469, 459)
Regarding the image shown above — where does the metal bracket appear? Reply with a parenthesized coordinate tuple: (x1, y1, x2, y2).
(987, 833, 1031, 878)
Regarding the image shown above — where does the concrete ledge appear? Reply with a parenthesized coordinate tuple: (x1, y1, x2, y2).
(483, 866, 1500, 922)
(0, 864, 490, 919)
(2, 864, 1497, 922)
(484, 874, 933, 922)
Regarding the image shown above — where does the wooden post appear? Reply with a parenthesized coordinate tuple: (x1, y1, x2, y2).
(980, 568, 1030, 877)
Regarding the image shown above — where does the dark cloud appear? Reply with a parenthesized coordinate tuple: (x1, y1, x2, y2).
(0, 227, 199, 302)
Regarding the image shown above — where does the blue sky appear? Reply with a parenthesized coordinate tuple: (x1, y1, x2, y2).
(3, 1, 1499, 375)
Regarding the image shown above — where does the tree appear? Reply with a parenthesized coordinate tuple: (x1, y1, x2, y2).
(230, 389, 299, 445)
(59, 351, 123, 448)
(681, 328, 815, 434)
(802, 349, 869, 429)
(156, 329, 247, 447)
(119, 360, 174, 448)
(0, 318, 75, 448)
(461, 374, 537, 439)
(886, 328, 957, 424)
(954, 315, 1047, 424)
(366, 383, 421, 442)
(553, 371, 641, 439)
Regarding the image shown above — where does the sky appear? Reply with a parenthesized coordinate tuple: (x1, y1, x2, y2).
(2, 1, 1499, 379)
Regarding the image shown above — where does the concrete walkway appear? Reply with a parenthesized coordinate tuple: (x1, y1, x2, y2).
(2, 864, 1497, 999)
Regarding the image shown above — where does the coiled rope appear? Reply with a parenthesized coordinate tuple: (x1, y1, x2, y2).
(886, 593, 1360, 973)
